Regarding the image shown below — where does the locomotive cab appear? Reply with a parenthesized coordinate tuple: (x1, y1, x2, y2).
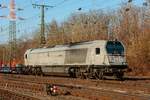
(106, 40, 127, 67)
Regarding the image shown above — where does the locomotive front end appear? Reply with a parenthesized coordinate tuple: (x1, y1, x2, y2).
(105, 40, 128, 77)
(106, 40, 127, 67)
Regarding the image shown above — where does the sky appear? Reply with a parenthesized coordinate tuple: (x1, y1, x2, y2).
(0, 0, 146, 43)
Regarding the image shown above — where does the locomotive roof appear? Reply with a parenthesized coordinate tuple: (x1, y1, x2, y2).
(26, 40, 109, 53)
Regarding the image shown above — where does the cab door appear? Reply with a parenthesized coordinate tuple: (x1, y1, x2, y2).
(94, 47, 105, 65)
(94, 48, 101, 65)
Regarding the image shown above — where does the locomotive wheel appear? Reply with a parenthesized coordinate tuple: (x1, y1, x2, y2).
(69, 67, 87, 79)
(69, 68, 76, 78)
(114, 72, 124, 79)
(75, 71, 81, 78)
(86, 73, 93, 79)
(98, 71, 104, 79)
(95, 71, 103, 80)
(76, 72, 84, 79)
(75, 68, 86, 79)
(32, 68, 36, 75)
(81, 72, 86, 79)
(86, 67, 94, 79)
(36, 67, 43, 75)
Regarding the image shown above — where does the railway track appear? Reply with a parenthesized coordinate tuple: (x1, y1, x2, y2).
(0, 88, 40, 100)
(1, 73, 150, 93)
(0, 73, 150, 100)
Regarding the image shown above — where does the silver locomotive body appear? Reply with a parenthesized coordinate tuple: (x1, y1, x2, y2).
(24, 40, 127, 79)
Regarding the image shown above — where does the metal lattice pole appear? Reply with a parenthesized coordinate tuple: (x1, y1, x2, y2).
(9, 21, 17, 66)
(32, 3, 53, 46)
(8, 0, 17, 66)
(41, 5, 46, 46)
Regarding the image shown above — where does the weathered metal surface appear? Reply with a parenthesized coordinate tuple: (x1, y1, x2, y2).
(65, 49, 88, 64)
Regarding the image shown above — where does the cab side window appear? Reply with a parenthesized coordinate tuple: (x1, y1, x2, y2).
(25, 54, 27, 59)
(96, 48, 100, 55)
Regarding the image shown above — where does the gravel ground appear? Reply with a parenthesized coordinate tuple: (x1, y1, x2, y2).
(0, 74, 149, 100)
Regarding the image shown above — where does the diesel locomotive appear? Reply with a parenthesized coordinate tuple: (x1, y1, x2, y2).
(24, 40, 128, 79)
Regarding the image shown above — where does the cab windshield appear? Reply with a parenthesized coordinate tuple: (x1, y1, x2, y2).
(106, 41, 124, 55)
